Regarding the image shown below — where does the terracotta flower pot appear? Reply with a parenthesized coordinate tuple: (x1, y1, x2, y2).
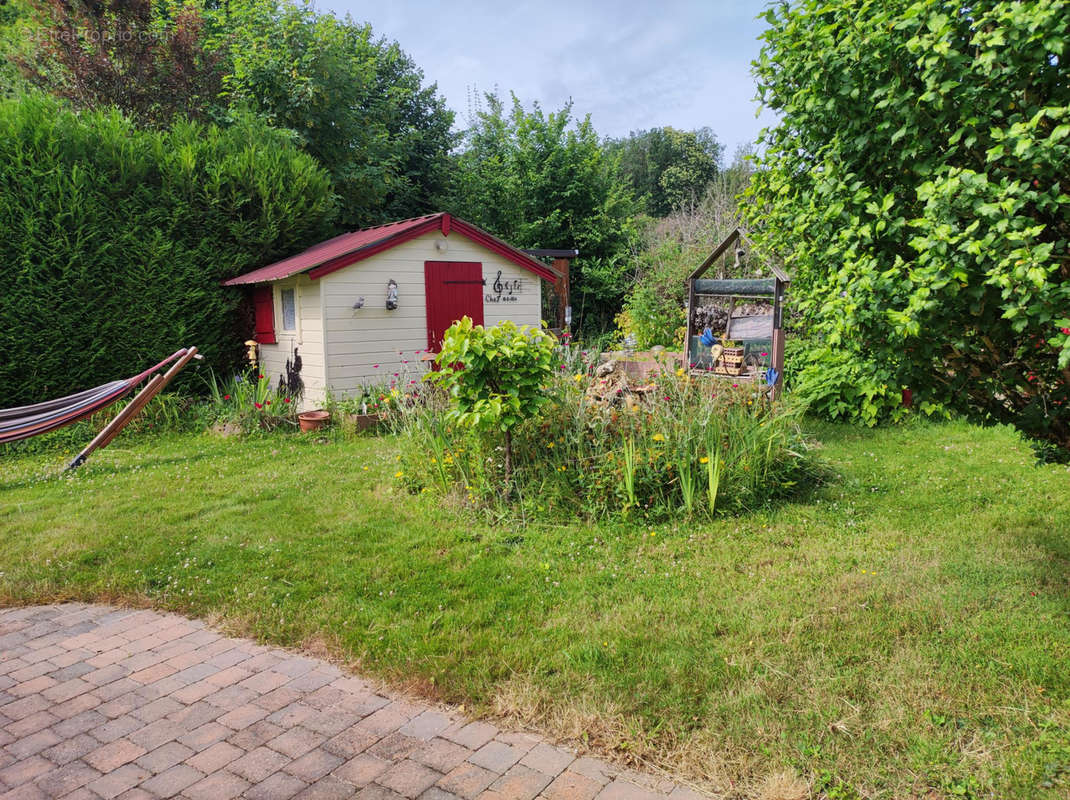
(298, 409, 330, 432)
(345, 412, 385, 432)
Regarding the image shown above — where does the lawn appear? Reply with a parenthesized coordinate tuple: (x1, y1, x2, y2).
(1, 419, 1068, 799)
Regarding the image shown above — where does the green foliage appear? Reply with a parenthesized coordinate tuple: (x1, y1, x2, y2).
(404, 349, 817, 520)
(430, 316, 554, 442)
(618, 157, 757, 349)
(0, 92, 337, 406)
(605, 127, 722, 216)
(214, 0, 455, 227)
(449, 92, 638, 332)
(204, 368, 298, 432)
(746, 0, 1070, 449)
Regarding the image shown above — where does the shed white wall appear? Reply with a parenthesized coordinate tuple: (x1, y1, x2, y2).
(255, 275, 327, 410)
(319, 230, 543, 399)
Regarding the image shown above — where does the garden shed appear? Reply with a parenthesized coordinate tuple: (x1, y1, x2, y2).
(224, 213, 558, 408)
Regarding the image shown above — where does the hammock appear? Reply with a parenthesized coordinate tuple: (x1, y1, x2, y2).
(0, 347, 200, 468)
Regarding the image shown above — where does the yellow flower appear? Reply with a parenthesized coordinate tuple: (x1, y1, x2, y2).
(700, 456, 709, 464)
(652, 433, 665, 442)
(573, 373, 584, 382)
(394, 471, 404, 478)
(547, 442, 555, 448)
(675, 368, 684, 377)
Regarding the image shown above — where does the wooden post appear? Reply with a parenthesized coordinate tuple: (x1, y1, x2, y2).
(66, 347, 199, 470)
(771, 280, 785, 401)
(552, 257, 571, 332)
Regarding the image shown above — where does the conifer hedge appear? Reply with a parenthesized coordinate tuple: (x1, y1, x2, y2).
(0, 94, 337, 405)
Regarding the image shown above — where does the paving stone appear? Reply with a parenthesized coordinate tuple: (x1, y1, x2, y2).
(255, 687, 306, 713)
(6, 710, 56, 737)
(368, 733, 423, 762)
(84, 738, 147, 772)
(294, 774, 360, 800)
(245, 771, 309, 800)
(6, 729, 62, 760)
(33, 760, 101, 797)
(413, 739, 473, 774)
(593, 781, 665, 800)
(128, 663, 177, 686)
(204, 666, 253, 688)
(9, 677, 57, 698)
(51, 709, 107, 739)
(399, 712, 452, 742)
(185, 739, 244, 774)
(334, 753, 391, 787)
(437, 763, 498, 800)
(271, 725, 328, 759)
(468, 742, 524, 774)
(323, 727, 381, 760)
(40, 733, 99, 766)
(441, 723, 498, 751)
(90, 715, 143, 744)
(376, 760, 441, 799)
(135, 741, 194, 775)
(484, 764, 552, 800)
(229, 719, 286, 750)
(182, 769, 251, 800)
(49, 692, 102, 720)
(229, 746, 292, 783)
(285, 748, 346, 783)
(420, 788, 462, 800)
(268, 702, 317, 729)
(357, 703, 421, 737)
(240, 670, 293, 694)
(541, 771, 604, 800)
(130, 696, 183, 723)
(356, 785, 406, 800)
(338, 691, 390, 718)
(127, 718, 183, 750)
(567, 759, 618, 787)
(0, 695, 50, 722)
(176, 721, 231, 751)
(86, 763, 152, 800)
(303, 709, 361, 737)
(0, 756, 53, 787)
(41, 678, 94, 704)
(519, 744, 573, 778)
(138, 763, 204, 798)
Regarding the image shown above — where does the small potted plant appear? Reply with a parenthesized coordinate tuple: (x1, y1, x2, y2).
(298, 408, 330, 432)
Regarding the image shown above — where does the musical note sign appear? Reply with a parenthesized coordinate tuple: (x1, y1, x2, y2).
(485, 270, 522, 303)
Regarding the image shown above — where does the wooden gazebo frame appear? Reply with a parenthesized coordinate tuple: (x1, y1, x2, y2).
(684, 229, 790, 398)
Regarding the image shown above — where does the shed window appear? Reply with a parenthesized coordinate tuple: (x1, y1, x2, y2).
(281, 288, 297, 331)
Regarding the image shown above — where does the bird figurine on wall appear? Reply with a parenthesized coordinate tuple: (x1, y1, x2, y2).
(352, 297, 365, 309)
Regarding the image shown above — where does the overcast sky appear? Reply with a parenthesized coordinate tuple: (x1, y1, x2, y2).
(320, 0, 777, 158)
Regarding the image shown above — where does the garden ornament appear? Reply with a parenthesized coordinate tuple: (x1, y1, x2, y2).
(700, 328, 718, 347)
(352, 297, 365, 309)
(386, 280, 399, 310)
(765, 367, 780, 387)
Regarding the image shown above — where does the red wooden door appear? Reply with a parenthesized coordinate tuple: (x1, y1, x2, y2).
(424, 261, 484, 351)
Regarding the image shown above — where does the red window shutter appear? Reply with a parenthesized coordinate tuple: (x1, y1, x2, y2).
(253, 286, 277, 344)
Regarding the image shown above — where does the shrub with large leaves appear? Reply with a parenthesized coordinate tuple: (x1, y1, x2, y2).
(429, 317, 556, 482)
(746, 0, 1070, 448)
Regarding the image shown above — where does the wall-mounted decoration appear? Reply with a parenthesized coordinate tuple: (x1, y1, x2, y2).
(485, 270, 523, 304)
(386, 280, 398, 310)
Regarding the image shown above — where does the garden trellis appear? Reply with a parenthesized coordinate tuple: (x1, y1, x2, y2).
(685, 229, 789, 398)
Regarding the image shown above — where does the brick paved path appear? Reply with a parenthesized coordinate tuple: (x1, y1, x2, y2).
(0, 605, 704, 800)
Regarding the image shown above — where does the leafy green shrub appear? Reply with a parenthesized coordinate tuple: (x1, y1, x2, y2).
(427, 318, 556, 481)
(0, 93, 337, 406)
(399, 347, 819, 520)
(747, 0, 1070, 450)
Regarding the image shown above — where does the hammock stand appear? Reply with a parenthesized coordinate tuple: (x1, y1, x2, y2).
(0, 347, 201, 470)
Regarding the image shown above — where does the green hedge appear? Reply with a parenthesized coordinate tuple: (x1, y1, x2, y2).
(0, 94, 337, 405)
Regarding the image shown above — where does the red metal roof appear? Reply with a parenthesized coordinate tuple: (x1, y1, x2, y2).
(223, 213, 558, 286)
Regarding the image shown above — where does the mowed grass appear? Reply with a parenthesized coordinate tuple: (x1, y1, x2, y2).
(1, 420, 1068, 799)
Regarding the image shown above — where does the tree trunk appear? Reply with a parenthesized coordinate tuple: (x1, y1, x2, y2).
(503, 428, 513, 485)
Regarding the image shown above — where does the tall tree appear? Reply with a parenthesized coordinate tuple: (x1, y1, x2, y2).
(606, 126, 722, 217)
(11, 0, 455, 227)
(747, 0, 1070, 450)
(450, 92, 637, 333)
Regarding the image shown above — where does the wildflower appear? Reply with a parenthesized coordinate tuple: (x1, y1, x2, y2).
(258, 374, 264, 379)
(373, 364, 380, 368)
(393, 373, 399, 377)
(283, 397, 291, 404)
(395, 471, 404, 478)
(652, 433, 665, 442)
(573, 374, 584, 382)
(700, 456, 709, 464)
(1062, 327, 1070, 335)
(547, 442, 555, 448)
(254, 402, 263, 409)
(223, 394, 231, 401)
(732, 383, 739, 388)
(675, 368, 684, 377)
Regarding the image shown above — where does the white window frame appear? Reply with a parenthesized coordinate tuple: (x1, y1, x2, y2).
(276, 282, 301, 342)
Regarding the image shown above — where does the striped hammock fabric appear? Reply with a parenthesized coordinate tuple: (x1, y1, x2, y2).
(0, 350, 188, 445)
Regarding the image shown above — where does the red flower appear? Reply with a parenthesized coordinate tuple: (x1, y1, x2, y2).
(1062, 327, 1070, 335)
(254, 402, 263, 409)
(373, 364, 380, 368)
(284, 397, 291, 403)
(223, 394, 230, 400)
(258, 374, 264, 380)
(266, 400, 271, 405)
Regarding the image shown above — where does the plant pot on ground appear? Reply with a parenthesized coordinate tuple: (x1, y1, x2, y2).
(298, 409, 330, 432)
